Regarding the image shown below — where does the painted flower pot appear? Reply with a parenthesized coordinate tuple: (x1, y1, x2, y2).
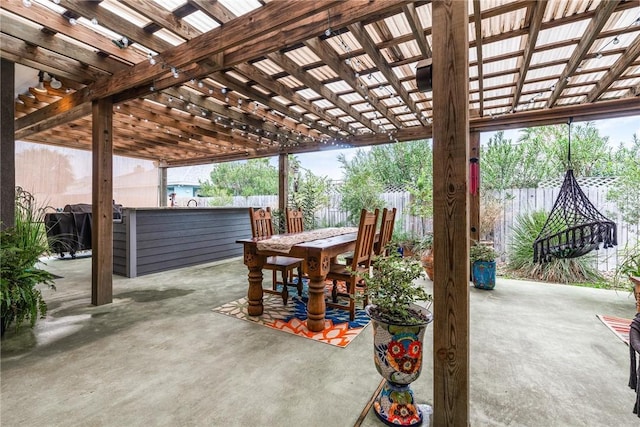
(365, 304, 433, 426)
(472, 260, 496, 290)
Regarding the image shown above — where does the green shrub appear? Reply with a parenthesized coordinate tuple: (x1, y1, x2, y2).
(1, 188, 55, 334)
(506, 210, 602, 284)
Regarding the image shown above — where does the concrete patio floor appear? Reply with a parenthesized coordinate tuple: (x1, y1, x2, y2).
(1, 255, 637, 426)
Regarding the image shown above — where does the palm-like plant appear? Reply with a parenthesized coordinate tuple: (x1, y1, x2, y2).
(1, 188, 55, 335)
(506, 210, 602, 283)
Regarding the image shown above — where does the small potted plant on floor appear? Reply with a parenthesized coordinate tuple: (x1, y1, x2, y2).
(415, 233, 434, 281)
(470, 241, 498, 290)
(1, 187, 56, 337)
(615, 243, 640, 312)
(362, 252, 433, 426)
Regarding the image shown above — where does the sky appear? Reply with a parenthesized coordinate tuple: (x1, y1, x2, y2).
(285, 115, 640, 181)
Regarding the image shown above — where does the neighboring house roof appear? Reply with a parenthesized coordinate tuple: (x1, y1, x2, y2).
(167, 165, 214, 187)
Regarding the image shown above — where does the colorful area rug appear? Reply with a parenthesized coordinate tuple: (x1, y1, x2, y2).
(597, 314, 632, 346)
(212, 281, 370, 348)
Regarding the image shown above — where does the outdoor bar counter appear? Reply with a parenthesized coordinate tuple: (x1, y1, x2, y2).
(113, 207, 251, 278)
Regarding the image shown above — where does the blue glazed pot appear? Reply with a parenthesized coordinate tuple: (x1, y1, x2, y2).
(472, 261, 496, 290)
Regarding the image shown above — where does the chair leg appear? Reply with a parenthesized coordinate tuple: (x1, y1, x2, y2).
(281, 269, 289, 305)
(331, 280, 339, 303)
(272, 270, 278, 291)
(296, 266, 303, 296)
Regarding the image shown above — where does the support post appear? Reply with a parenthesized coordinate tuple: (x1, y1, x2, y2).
(92, 97, 114, 306)
(432, 1, 470, 425)
(1, 59, 15, 230)
(278, 153, 289, 227)
(159, 165, 168, 207)
(469, 131, 480, 242)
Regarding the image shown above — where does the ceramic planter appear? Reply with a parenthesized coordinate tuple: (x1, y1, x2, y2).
(472, 260, 496, 290)
(365, 304, 433, 426)
(421, 251, 434, 281)
(631, 276, 640, 313)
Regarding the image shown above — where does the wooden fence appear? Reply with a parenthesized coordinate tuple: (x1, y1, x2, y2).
(186, 185, 638, 272)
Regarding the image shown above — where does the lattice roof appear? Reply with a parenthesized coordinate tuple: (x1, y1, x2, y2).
(3, 0, 640, 167)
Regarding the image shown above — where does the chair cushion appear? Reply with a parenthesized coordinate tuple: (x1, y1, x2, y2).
(267, 256, 303, 267)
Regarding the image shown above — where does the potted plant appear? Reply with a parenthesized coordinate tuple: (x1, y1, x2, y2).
(615, 243, 640, 312)
(361, 252, 433, 426)
(470, 241, 498, 290)
(1, 187, 56, 337)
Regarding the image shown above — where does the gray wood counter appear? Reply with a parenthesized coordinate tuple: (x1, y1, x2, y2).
(113, 207, 250, 277)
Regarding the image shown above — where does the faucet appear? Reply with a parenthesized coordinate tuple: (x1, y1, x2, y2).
(187, 199, 197, 207)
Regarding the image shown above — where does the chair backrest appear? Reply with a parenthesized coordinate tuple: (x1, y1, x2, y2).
(375, 207, 397, 256)
(286, 208, 304, 233)
(249, 207, 274, 238)
(350, 208, 380, 270)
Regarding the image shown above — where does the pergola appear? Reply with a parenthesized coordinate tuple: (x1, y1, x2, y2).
(2, 1, 639, 424)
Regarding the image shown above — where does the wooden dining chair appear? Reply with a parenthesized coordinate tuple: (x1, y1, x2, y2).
(344, 207, 396, 266)
(248, 207, 303, 304)
(286, 208, 304, 233)
(326, 208, 379, 320)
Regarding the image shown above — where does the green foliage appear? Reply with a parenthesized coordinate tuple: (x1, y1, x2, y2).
(338, 152, 385, 225)
(505, 211, 602, 283)
(482, 123, 616, 190)
(362, 252, 432, 325)
(199, 158, 278, 197)
(204, 187, 233, 207)
(289, 163, 331, 230)
(338, 141, 433, 225)
(481, 131, 550, 190)
(1, 188, 55, 334)
(615, 241, 640, 289)
(470, 241, 498, 263)
(607, 135, 640, 224)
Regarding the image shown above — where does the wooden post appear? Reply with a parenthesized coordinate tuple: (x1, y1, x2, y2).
(159, 165, 168, 207)
(92, 97, 114, 306)
(0, 59, 15, 230)
(432, 1, 470, 426)
(469, 131, 480, 242)
(278, 153, 289, 228)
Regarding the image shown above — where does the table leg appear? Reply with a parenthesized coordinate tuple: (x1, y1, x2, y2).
(306, 254, 330, 332)
(244, 244, 264, 316)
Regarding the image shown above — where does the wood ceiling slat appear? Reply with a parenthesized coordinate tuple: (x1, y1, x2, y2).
(585, 33, 640, 103)
(472, 0, 485, 116)
(511, 0, 547, 111)
(0, 2, 141, 64)
(546, 0, 620, 108)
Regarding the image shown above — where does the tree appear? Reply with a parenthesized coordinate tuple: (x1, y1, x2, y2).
(337, 152, 385, 224)
(607, 134, 640, 225)
(199, 158, 278, 197)
(289, 156, 331, 230)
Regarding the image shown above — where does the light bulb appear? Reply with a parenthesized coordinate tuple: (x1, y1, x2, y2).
(91, 18, 98, 26)
(612, 37, 619, 45)
(69, 18, 77, 26)
(22, 0, 32, 7)
(50, 76, 62, 89)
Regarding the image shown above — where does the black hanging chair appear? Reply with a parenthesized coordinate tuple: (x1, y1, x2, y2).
(533, 119, 617, 263)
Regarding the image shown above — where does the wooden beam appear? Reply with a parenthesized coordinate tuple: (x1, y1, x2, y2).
(348, 21, 429, 127)
(511, 1, 547, 111)
(159, 167, 167, 207)
(586, 33, 640, 103)
(91, 97, 114, 306)
(0, 1, 142, 64)
(1, 59, 15, 230)
(278, 154, 289, 219)
(403, 3, 432, 58)
(267, 50, 380, 132)
(473, 0, 484, 116)
(303, 37, 403, 129)
(546, 0, 619, 108)
(432, 1, 470, 425)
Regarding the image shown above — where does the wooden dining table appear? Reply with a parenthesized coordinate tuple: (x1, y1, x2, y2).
(236, 228, 359, 332)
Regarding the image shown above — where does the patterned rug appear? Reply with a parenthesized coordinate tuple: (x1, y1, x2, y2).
(597, 314, 632, 346)
(212, 280, 370, 348)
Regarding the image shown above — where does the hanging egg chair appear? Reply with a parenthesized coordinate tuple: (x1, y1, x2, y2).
(533, 119, 617, 263)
